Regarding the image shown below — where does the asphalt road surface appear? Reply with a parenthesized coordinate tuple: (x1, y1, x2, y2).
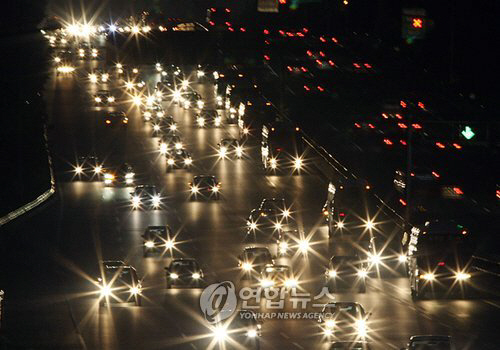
(1, 50, 500, 350)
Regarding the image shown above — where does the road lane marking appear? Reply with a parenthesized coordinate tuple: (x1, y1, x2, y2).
(292, 342, 304, 349)
(279, 332, 289, 339)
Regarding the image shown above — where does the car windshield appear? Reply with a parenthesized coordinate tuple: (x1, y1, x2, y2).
(194, 177, 216, 186)
(261, 199, 285, 210)
(410, 340, 451, 350)
(221, 139, 237, 147)
(135, 186, 157, 196)
(171, 260, 197, 271)
(246, 250, 272, 263)
(104, 268, 134, 286)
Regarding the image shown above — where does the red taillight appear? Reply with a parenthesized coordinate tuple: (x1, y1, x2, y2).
(276, 148, 282, 152)
(225, 8, 231, 12)
(320, 36, 326, 42)
(412, 123, 422, 129)
(328, 60, 335, 66)
(240, 27, 246, 32)
(418, 101, 425, 109)
(399, 198, 407, 206)
(353, 63, 361, 68)
(354, 123, 361, 128)
(400, 139, 407, 146)
(383, 138, 393, 145)
(317, 86, 324, 92)
(400, 101, 407, 108)
(453, 187, 463, 195)
(228, 27, 234, 32)
(297, 32, 304, 37)
(432, 171, 440, 178)
(398, 123, 407, 129)
(382, 113, 388, 119)
(316, 59, 322, 65)
(304, 85, 310, 91)
(364, 63, 372, 68)
(437, 261, 445, 266)
(339, 212, 345, 217)
(300, 67, 307, 72)
(209, 21, 215, 26)
(331, 37, 338, 43)
(396, 114, 403, 120)
(264, 55, 270, 61)
(368, 123, 375, 129)
(263, 29, 269, 35)
(319, 51, 326, 57)
(279, 30, 285, 36)
(306, 50, 313, 56)
(210, 7, 216, 12)
(302, 27, 309, 33)
(287, 66, 292, 72)
(453, 143, 462, 149)
(436, 142, 445, 149)
(225, 21, 231, 27)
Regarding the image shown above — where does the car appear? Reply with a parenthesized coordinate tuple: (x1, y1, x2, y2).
(102, 163, 135, 186)
(258, 198, 288, 213)
(104, 111, 128, 126)
(159, 133, 183, 154)
(318, 302, 369, 341)
(189, 175, 220, 200)
(324, 255, 368, 293)
(152, 115, 176, 136)
(210, 310, 262, 349)
(165, 258, 204, 288)
(181, 91, 203, 109)
(259, 264, 298, 289)
(93, 89, 115, 105)
(238, 247, 274, 279)
(97, 260, 142, 307)
(246, 208, 289, 238)
(276, 229, 305, 256)
(74, 156, 103, 178)
(196, 109, 221, 128)
(218, 138, 243, 158)
(88, 69, 109, 84)
(401, 335, 455, 350)
(130, 185, 161, 209)
(167, 149, 193, 171)
(142, 104, 164, 122)
(142, 225, 173, 257)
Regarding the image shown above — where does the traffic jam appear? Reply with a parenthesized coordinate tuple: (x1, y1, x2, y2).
(3, 10, 495, 350)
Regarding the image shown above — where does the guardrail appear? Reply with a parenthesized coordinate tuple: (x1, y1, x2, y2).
(0, 123, 55, 227)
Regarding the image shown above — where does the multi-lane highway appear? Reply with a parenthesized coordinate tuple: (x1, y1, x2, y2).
(1, 31, 499, 350)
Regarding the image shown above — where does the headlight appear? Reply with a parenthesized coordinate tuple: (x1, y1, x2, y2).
(420, 273, 435, 281)
(75, 166, 83, 174)
(132, 96, 141, 105)
(54, 57, 61, 63)
(152, 195, 160, 206)
(190, 186, 199, 193)
(298, 240, 309, 253)
(170, 124, 177, 131)
(229, 107, 236, 114)
(100, 285, 112, 297)
(197, 70, 205, 77)
(279, 241, 288, 251)
(368, 254, 381, 265)
(175, 142, 182, 150)
(260, 279, 274, 288)
(356, 320, 367, 337)
(270, 158, 277, 169)
(125, 81, 134, 89)
(107, 96, 115, 102)
(145, 241, 155, 248)
(236, 146, 243, 157)
(132, 196, 141, 206)
(357, 270, 368, 278)
(325, 320, 335, 329)
(294, 158, 303, 170)
(197, 100, 204, 108)
(125, 173, 134, 179)
(170, 273, 178, 279)
(323, 328, 333, 336)
(167, 158, 175, 165)
(181, 80, 189, 89)
(94, 165, 102, 173)
(183, 101, 191, 108)
(243, 127, 249, 134)
(157, 111, 164, 118)
(146, 96, 155, 105)
(153, 125, 160, 131)
(101, 74, 109, 82)
(219, 147, 227, 157)
(247, 329, 257, 338)
(173, 90, 181, 101)
(89, 74, 97, 82)
(104, 173, 114, 180)
(455, 272, 471, 281)
(160, 143, 168, 154)
(184, 158, 192, 165)
(328, 270, 337, 278)
(282, 209, 290, 217)
(398, 254, 406, 263)
(129, 286, 140, 295)
(165, 240, 175, 249)
(284, 279, 297, 288)
(274, 222, 282, 230)
(95, 97, 102, 102)
(336, 221, 344, 228)
(212, 187, 219, 192)
(213, 326, 227, 341)
(249, 222, 257, 230)
(242, 262, 252, 271)
(197, 117, 205, 126)
(215, 117, 221, 126)
(192, 272, 201, 279)
(365, 220, 375, 230)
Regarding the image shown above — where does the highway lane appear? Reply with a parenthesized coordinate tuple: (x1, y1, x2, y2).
(1, 56, 500, 350)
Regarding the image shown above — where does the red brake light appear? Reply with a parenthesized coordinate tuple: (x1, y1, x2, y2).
(400, 101, 407, 108)
(319, 51, 326, 57)
(398, 123, 407, 129)
(209, 21, 215, 26)
(436, 142, 446, 149)
(317, 86, 324, 92)
(437, 261, 445, 266)
(354, 123, 361, 128)
(225, 22, 231, 26)
(303, 85, 310, 91)
(396, 114, 403, 120)
(240, 27, 246, 32)
(453, 187, 463, 195)
(364, 63, 372, 68)
(320, 36, 326, 42)
(328, 60, 335, 66)
(368, 123, 375, 129)
(287, 66, 292, 71)
(399, 198, 407, 206)
(228, 27, 234, 32)
(418, 102, 425, 109)
(264, 55, 270, 61)
(225, 8, 231, 13)
(432, 171, 440, 178)
(263, 29, 269, 35)
(306, 50, 313, 56)
(383, 138, 393, 145)
(331, 37, 338, 43)
(453, 143, 462, 149)
(353, 63, 360, 68)
(400, 140, 407, 146)
(301, 67, 307, 72)
(210, 8, 216, 12)
(316, 59, 322, 65)
(339, 212, 345, 217)
(412, 123, 422, 129)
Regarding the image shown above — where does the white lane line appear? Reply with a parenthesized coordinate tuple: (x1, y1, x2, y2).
(483, 300, 500, 309)
(279, 332, 289, 339)
(292, 342, 304, 349)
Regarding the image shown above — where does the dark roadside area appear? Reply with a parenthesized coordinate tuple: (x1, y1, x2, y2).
(0, 14, 51, 219)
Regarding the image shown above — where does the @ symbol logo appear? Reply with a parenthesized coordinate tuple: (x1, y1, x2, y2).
(199, 281, 237, 324)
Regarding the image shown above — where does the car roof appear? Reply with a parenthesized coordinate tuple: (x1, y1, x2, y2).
(194, 175, 216, 180)
(135, 184, 157, 190)
(409, 335, 451, 341)
(244, 247, 270, 253)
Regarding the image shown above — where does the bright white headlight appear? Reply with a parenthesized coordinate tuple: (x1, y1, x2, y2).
(100, 285, 111, 297)
(192, 272, 200, 279)
(167, 158, 175, 165)
(145, 241, 154, 248)
(170, 273, 178, 279)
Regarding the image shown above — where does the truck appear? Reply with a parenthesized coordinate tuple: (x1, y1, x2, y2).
(261, 120, 303, 174)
